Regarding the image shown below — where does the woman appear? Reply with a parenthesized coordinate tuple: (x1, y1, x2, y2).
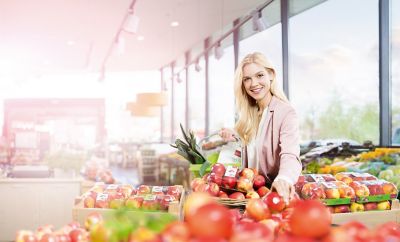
(220, 52, 302, 203)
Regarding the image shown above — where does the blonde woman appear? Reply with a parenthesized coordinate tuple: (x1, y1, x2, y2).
(220, 52, 301, 203)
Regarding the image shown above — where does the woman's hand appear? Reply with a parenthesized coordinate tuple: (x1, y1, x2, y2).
(271, 178, 295, 205)
(219, 128, 237, 142)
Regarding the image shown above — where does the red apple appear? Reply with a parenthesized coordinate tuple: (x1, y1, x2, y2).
(382, 182, 398, 195)
(108, 193, 125, 209)
(162, 221, 190, 242)
(208, 173, 223, 186)
(125, 195, 144, 209)
(84, 212, 103, 230)
(263, 192, 285, 213)
(245, 198, 271, 221)
(222, 176, 237, 189)
(183, 192, 215, 221)
(245, 190, 260, 199)
(364, 202, 378, 211)
(325, 188, 340, 199)
(16, 231, 37, 242)
(94, 193, 109, 208)
(301, 183, 326, 200)
(231, 221, 273, 242)
(253, 175, 266, 189)
(211, 163, 226, 177)
(349, 181, 370, 197)
(237, 177, 254, 192)
(142, 199, 159, 210)
(338, 185, 356, 199)
(333, 205, 351, 213)
(196, 183, 209, 193)
(137, 185, 151, 195)
(69, 229, 87, 242)
(257, 186, 270, 197)
(229, 192, 245, 200)
(240, 168, 255, 181)
(206, 182, 220, 197)
(218, 191, 228, 198)
(190, 178, 205, 191)
(229, 209, 242, 224)
(160, 194, 175, 211)
(83, 195, 95, 208)
(166, 186, 181, 200)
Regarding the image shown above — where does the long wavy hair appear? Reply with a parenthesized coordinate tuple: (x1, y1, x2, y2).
(234, 52, 288, 145)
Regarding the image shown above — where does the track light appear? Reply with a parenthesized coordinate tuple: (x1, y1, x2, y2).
(115, 35, 125, 55)
(176, 73, 183, 83)
(252, 10, 266, 32)
(214, 42, 224, 60)
(195, 59, 202, 72)
(124, 11, 140, 33)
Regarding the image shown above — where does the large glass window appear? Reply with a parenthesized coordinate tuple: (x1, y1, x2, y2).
(209, 38, 235, 133)
(162, 67, 172, 142)
(392, 0, 400, 145)
(188, 57, 205, 138)
(173, 69, 186, 140)
(239, 0, 283, 88)
(289, 0, 379, 144)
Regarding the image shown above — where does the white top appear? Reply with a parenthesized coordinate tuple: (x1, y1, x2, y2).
(247, 106, 269, 171)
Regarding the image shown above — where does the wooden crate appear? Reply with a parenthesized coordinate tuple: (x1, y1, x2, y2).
(72, 187, 185, 225)
(332, 199, 400, 228)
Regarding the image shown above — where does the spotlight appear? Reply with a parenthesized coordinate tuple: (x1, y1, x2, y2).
(252, 10, 266, 32)
(176, 73, 183, 83)
(195, 59, 202, 72)
(124, 12, 140, 33)
(116, 35, 125, 55)
(214, 42, 224, 60)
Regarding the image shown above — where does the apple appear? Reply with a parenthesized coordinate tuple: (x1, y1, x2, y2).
(350, 202, 364, 212)
(349, 181, 370, 197)
(260, 218, 280, 235)
(83, 195, 95, 208)
(125, 195, 144, 209)
(142, 199, 159, 210)
(39, 233, 58, 242)
(240, 168, 255, 181)
(231, 221, 273, 242)
(229, 209, 242, 224)
(253, 175, 266, 189)
(137, 185, 151, 195)
(263, 192, 285, 213)
(364, 202, 378, 211)
(382, 182, 398, 195)
(366, 184, 384, 195)
(208, 173, 223, 186)
(377, 201, 391, 210)
(69, 229, 87, 242)
(246, 198, 271, 221)
(301, 183, 326, 200)
(333, 205, 351, 213)
(166, 186, 181, 200)
(328, 206, 335, 214)
(222, 176, 237, 189)
(229, 192, 246, 200)
(183, 192, 215, 220)
(16, 231, 37, 242)
(257, 186, 270, 197)
(325, 188, 340, 199)
(246, 190, 260, 199)
(218, 191, 228, 198)
(206, 182, 220, 197)
(56, 234, 71, 242)
(84, 212, 103, 230)
(196, 183, 209, 193)
(211, 163, 226, 177)
(338, 186, 356, 199)
(202, 173, 210, 182)
(162, 221, 190, 242)
(191, 178, 205, 192)
(160, 194, 175, 211)
(375, 221, 400, 239)
(237, 177, 254, 192)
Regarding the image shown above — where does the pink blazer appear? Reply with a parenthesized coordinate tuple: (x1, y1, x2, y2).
(245, 96, 302, 185)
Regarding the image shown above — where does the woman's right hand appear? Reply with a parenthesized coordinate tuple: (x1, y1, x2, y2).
(219, 128, 237, 142)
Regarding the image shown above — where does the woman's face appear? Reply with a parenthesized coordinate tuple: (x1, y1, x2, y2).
(242, 63, 272, 102)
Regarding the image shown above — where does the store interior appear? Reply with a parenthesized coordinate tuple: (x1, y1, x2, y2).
(1, 0, 400, 241)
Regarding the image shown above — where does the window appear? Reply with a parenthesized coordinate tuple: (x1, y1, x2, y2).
(289, 0, 379, 144)
(162, 67, 172, 142)
(188, 58, 206, 138)
(392, 0, 400, 144)
(173, 70, 186, 140)
(209, 38, 235, 132)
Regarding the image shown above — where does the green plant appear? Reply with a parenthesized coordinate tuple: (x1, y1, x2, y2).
(43, 151, 86, 172)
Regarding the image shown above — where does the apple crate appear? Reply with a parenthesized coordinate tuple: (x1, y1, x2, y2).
(332, 199, 400, 228)
(72, 186, 186, 225)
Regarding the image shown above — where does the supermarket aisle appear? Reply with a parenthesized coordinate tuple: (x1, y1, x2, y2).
(109, 164, 140, 186)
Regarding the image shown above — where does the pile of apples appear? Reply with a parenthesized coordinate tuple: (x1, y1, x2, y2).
(191, 163, 270, 199)
(82, 184, 182, 211)
(81, 164, 115, 184)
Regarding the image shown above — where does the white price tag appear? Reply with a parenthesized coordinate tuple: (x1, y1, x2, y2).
(106, 184, 119, 190)
(152, 186, 163, 193)
(224, 166, 238, 178)
(321, 182, 336, 189)
(144, 194, 157, 201)
(96, 193, 108, 201)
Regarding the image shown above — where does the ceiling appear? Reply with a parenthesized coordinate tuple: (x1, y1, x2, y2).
(0, 0, 266, 77)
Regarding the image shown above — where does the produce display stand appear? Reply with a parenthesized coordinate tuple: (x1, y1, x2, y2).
(80, 179, 96, 194)
(72, 186, 186, 225)
(332, 199, 400, 228)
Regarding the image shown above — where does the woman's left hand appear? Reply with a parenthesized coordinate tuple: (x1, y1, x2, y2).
(271, 178, 295, 205)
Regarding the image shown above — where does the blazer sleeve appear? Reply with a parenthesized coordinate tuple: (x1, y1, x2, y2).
(276, 107, 302, 185)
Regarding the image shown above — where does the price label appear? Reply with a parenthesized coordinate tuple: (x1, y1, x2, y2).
(310, 174, 325, 183)
(96, 193, 108, 201)
(321, 182, 336, 189)
(94, 182, 105, 186)
(144, 194, 157, 201)
(152, 186, 163, 193)
(224, 166, 238, 178)
(106, 184, 119, 190)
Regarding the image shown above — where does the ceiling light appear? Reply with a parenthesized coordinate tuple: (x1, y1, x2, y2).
(124, 13, 140, 33)
(67, 40, 75, 46)
(137, 35, 145, 41)
(176, 73, 183, 83)
(252, 10, 266, 32)
(170, 21, 179, 27)
(195, 59, 202, 72)
(116, 35, 125, 55)
(214, 42, 224, 60)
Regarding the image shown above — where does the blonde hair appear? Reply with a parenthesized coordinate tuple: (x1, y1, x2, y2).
(234, 52, 288, 145)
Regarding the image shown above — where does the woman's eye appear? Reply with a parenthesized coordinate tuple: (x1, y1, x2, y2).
(257, 73, 264, 78)
(243, 78, 250, 82)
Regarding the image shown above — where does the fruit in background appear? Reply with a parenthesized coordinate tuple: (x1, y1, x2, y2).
(196, 183, 209, 193)
(184, 192, 214, 220)
(253, 175, 266, 189)
(364, 202, 378, 211)
(257, 186, 270, 197)
(108, 192, 125, 209)
(125, 196, 144, 209)
(160, 195, 175, 211)
(208, 173, 223, 186)
(218, 191, 228, 198)
(335, 173, 353, 185)
(245, 198, 271, 221)
(190, 178, 206, 191)
(240, 168, 255, 181)
(167, 186, 181, 200)
(349, 182, 370, 197)
(375, 221, 400, 238)
(142, 199, 159, 210)
(367, 184, 384, 195)
(350, 202, 365, 212)
(69, 229, 87, 242)
(377, 201, 391, 210)
(206, 182, 220, 196)
(162, 221, 190, 242)
(338, 185, 356, 199)
(328, 206, 335, 214)
(83, 195, 95, 208)
(39, 233, 58, 242)
(286, 193, 301, 208)
(222, 176, 237, 189)
(325, 188, 340, 199)
(382, 182, 398, 195)
(333, 205, 351, 213)
(229, 192, 246, 200)
(202, 173, 210, 182)
(301, 183, 326, 200)
(137, 185, 151, 195)
(94, 198, 108, 209)
(16, 231, 37, 242)
(263, 192, 286, 213)
(231, 221, 273, 242)
(56, 234, 71, 242)
(229, 209, 242, 224)
(289, 200, 331, 239)
(187, 203, 233, 239)
(84, 212, 103, 231)
(237, 177, 254, 192)
(260, 218, 281, 234)
(245, 190, 260, 199)
(211, 163, 226, 177)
